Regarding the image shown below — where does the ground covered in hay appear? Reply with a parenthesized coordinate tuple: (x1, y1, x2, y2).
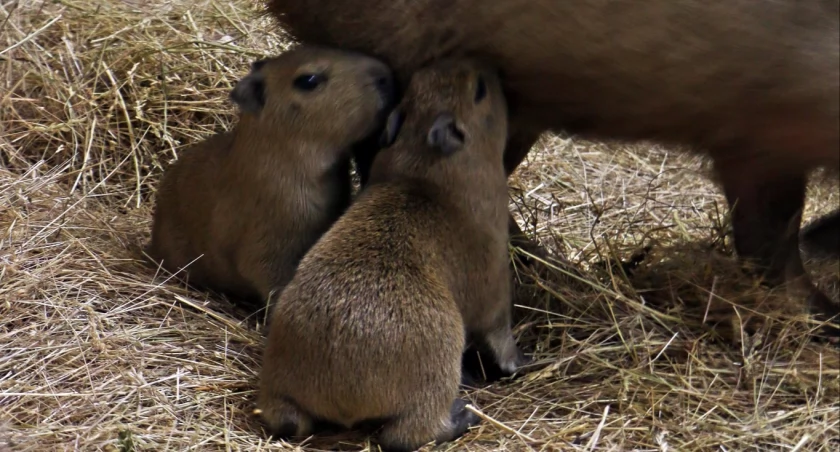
(1, 1, 838, 451)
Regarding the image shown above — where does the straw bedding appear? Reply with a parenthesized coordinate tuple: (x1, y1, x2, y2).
(1, 1, 838, 450)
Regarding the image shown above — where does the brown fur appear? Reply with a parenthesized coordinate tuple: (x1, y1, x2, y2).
(257, 59, 526, 451)
(266, 0, 840, 335)
(146, 46, 394, 307)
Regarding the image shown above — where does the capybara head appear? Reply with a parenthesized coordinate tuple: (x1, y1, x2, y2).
(373, 58, 508, 181)
(229, 45, 395, 144)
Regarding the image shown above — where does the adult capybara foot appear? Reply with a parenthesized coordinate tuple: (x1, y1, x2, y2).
(447, 398, 480, 439)
(256, 398, 313, 440)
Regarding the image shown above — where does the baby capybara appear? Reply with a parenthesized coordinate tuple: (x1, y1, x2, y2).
(147, 46, 394, 308)
(257, 59, 526, 451)
(266, 0, 840, 335)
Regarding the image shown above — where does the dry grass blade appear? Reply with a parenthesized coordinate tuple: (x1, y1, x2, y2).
(1, 0, 839, 451)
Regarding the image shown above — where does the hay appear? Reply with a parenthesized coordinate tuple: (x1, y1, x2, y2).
(1, 0, 838, 451)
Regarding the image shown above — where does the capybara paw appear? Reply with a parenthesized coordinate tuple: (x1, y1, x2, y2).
(449, 398, 480, 438)
(496, 344, 529, 376)
(256, 401, 312, 440)
(514, 348, 533, 370)
(267, 421, 299, 440)
(497, 357, 519, 376)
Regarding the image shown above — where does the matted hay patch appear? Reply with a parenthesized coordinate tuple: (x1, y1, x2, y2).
(1, 0, 838, 451)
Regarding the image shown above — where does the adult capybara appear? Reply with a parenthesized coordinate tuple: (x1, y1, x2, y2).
(266, 0, 840, 335)
(256, 59, 527, 451)
(146, 46, 394, 308)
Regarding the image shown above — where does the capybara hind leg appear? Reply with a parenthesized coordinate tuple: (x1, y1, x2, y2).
(376, 402, 459, 452)
(716, 164, 839, 337)
(258, 397, 313, 440)
(800, 209, 840, 259)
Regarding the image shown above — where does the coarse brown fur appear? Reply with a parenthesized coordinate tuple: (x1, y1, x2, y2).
(146, 46, 394, 308)
(266, 0, 840, 336)
(257, 59, 527, 452)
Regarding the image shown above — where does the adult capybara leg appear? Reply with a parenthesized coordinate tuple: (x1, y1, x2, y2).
(800, 209, 840, 259)
(504, 126, 550, 266)
(503, 126, 542, 177)
(716, 164, 840, 338)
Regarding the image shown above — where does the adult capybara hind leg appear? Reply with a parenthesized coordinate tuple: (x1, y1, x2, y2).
(716, 163, 840, 338)
(377, 398, 478, 452)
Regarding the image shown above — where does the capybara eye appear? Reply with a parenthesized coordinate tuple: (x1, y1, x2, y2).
(293, 73, 327, 91)
(474, 76, 487, 103)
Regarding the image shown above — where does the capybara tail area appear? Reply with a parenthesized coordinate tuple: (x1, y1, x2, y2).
(801, 209, 840, 259)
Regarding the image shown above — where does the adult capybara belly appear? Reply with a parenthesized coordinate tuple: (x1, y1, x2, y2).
(267, 0, 839, 170)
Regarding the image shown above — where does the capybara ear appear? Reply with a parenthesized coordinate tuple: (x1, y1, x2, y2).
(380, 109, 404, 148)
(230, 72, 266, 114)
(427, 113, 465, 155)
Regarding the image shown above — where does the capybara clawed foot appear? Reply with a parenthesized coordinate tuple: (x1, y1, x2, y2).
(257, 399, 313, 440)
(376, 407, 458, 452)
(461, 329, 531, 385)
(514, 347, 533, 369)
(374, 399, 479, 452)
(484, 327, 527, 376)
(448, 398, 481, 439)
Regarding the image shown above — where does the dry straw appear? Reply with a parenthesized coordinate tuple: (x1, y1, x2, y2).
(1, 0, 838, 451)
